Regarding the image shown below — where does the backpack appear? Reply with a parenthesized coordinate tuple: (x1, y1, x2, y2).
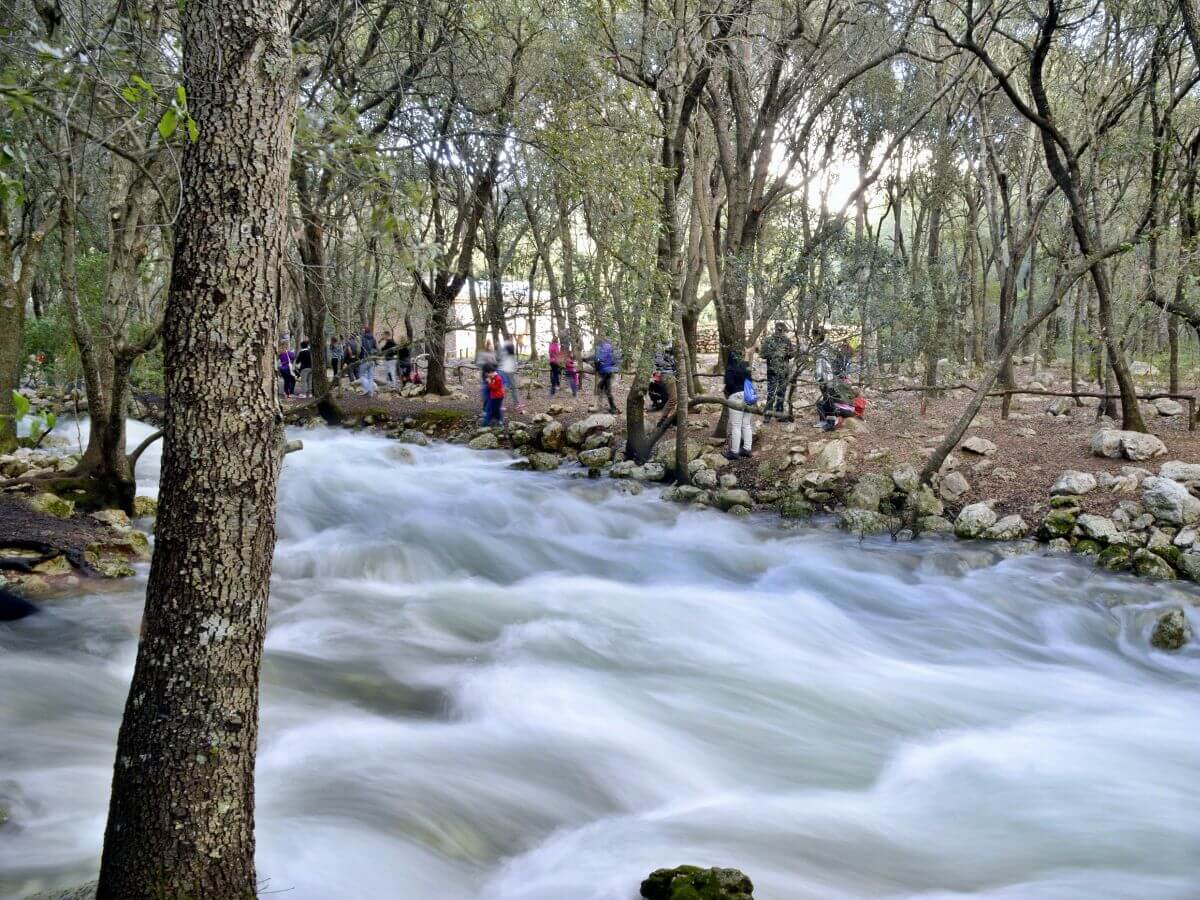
(742, 377, 757, 405)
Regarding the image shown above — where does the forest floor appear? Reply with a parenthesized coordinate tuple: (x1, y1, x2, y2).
(309, 357, 1200, 523)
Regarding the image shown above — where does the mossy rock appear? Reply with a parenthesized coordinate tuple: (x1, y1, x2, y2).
(1038, 509, 1076, 540)
(1133, 549, 1177, 581)
(412, 408, 470, 428)
(776, 494, 814, 520)
(1072, 538, 1102, 556)
(1097, 545, 1130, 571)
(132, 496, 157, 518)
(1151, 545, 1183, 570)
(28, 492, 75, 519)
(1049, 495, 1082, 510)
(641, 866, 754, 900)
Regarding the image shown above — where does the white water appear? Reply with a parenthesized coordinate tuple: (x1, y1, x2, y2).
(2, 424, 1199, 899)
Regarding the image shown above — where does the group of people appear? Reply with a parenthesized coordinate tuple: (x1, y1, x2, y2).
(277, 325, 419, 399)
(719, 321, 860, 459)
(474, 338, 524, 425)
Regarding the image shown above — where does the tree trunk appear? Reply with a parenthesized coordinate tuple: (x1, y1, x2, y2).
(97, 0, 296, 894)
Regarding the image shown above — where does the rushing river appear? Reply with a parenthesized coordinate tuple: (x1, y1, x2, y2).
(2, 423, 1199, 899)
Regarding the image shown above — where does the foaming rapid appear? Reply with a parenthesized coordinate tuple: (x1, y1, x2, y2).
(1, 425, 1198, 899)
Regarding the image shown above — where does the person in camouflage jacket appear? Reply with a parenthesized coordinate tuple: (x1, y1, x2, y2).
(759, 321, 794, 414)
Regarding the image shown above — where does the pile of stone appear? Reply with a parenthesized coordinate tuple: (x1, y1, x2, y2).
(1034, 460, 1200, 585)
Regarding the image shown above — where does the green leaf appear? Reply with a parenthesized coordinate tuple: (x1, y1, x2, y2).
(43, 412, 55, 431)
(186, 116, 198, 143)
(158, 108, 178, 140)
(12, 390, 29, 418)
(175, 85, 187, 110)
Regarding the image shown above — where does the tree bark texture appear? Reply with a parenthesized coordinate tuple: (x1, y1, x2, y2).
(97, 0, 296, 895)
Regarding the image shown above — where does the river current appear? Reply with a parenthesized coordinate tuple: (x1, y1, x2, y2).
(1, 423, 1198, 899)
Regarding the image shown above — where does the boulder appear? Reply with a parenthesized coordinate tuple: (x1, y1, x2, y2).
(810, 439, 849, 475)
(1155, 398, 1185, 417)
(954, 502, 997, 538)
(631, 462, 667, 482)
(566, 413, 616, 447)
(719, 473, 739, 490)
(1142, 476, 1200, 526)
(90, 509, 131, 528)
(777, 494, 815, 520)
(1097, 545, 1131, 571)
(1051, 471, 1097, 496)
(1076, 513, 1119, 542)
(669, 485, 709, 504)
(1150, 607, 1191, 650)
(713, 489, 754, 511)
(1038, 509, 1077, 540)
(538, 420, 565, 451)
(939, 470, 970, 502)
(961, 436, 997, 457)
(1090, 429, 1167, 461)
(1073, 538, 1102, 556)
(641, 866, 754, 900)
(653, 439, 706, 465)
(1178, 552, 1200, 581)
(984, 514, 1027, 541)
(904, 485, 944, 518)
(891, 465, 921, 494)
(693, 468, 719, 489)
(1132, 549, 1177, 580)
(847, 474, 894, 512)
(1047, 397, 1074, 416)
(398, 429, 430, 446)
(919, 515, 954, 534)
(582, 432, 612, 451)
(468, 433, 500, 451)
(1160, 460, 1200, 484)
(527, 453, 561, 472)
(578, 447, 612, 469)
(28, 493, 74, 519)
(1174, 527, 1197, 549)
(838, 508, 900, 535)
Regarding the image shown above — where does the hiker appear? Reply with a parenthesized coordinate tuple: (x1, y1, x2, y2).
(379, 331, 398, 384)
(811, 325, 839, 431)
(296, 339, 313, 398)
(397, 338, 413, 382)
(475, 341, 497, 413)
(329, 335, 343, 377)
(759, 321, 794, 416)
(564, 349, 579, 397)
(548, 334, 564, 396)
(651, 343, 676, 412)
(482, 364, 505, 426)
(723, 350, 755, 460)
(360, 325, 378, 357)
(343, 335, 360, 380)
(278, 341, 297, 398)
(592, 336, 618, 414)
(499, 338, 523, 413)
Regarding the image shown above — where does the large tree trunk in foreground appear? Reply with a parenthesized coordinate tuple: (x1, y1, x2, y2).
(97, 0, 296, 895)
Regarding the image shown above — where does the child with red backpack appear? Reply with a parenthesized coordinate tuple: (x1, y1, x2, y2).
(482, 365, 505, 426)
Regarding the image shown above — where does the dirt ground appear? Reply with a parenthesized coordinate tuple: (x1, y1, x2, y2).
(288, 359, 1200, 521)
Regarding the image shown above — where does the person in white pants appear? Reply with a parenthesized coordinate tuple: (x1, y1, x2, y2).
(359, 358, 376, 397)
(723, 351, 754, 460)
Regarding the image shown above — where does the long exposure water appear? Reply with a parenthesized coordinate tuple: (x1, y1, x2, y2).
(1, 422, 1199, 899)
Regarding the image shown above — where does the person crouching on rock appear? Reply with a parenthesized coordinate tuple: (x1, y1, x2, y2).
(482, 364, 505, 426)
(723, 350, 755, 461)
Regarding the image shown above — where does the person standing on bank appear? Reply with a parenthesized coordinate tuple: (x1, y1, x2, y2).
(277, 340, 297, 398)
(592, 336, 618, 414)
(759, 321, 794, 418)
(499, 338, 523, 413)
(548, 334, 563, 396)
(329, 335, 343, 378)
(296, 339, 313, 398)
(723, 350, 755, 460)
(379, 330, 398, 384)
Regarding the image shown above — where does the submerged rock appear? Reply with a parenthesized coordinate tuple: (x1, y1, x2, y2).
(713, 489, 753, 512)
(839, 508, 899, 535)
(527, 452, 560, 472)
(1150, 607, 1191, 650)
(641, 866, 754, 900)
(578, 447, 612, 469)
(398, 428, 430, 446)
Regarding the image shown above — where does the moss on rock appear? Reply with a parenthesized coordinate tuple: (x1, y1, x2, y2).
(640, 866, 754, 900)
